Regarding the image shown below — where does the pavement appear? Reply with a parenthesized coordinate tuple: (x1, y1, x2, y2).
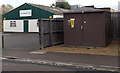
(1, 33, 120, 72)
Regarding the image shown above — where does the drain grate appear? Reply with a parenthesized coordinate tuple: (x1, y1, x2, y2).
(5, 56, 19, 59)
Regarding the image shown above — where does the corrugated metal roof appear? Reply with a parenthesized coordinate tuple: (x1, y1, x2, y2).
(64, 7, 104, 14)
(27, 3, 69, 14)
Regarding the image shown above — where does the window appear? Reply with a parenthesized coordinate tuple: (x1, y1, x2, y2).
(10, 21, 16, 27)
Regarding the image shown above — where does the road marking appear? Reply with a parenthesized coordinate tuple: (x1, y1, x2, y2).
(0, 34, 11, 35)
(0, 57, 7, 60)
(5, 56, 19, 59)
(29, 51, 46, 54)
(100, 65, 120, 69)
(2, 56, 119, 72)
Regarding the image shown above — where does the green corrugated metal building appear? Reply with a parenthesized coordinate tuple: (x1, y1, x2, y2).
(3, 3, 67, 32)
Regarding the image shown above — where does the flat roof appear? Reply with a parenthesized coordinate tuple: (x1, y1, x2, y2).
(64, 7, 105, 14)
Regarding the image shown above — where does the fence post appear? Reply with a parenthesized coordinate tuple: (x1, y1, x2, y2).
(118, 13, 120, 39)
(49, 19, 53, 46)
(2, 19, 4, 48)
(38, 19, 41, 49)
(39, 19, 44, 49)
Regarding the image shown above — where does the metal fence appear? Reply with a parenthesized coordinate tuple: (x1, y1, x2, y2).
(111, 12, 119, 40)
(38, 19, 63, 49)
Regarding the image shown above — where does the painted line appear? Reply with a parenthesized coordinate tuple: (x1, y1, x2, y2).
(0, 57, 7, 60)
(5, 56, 19, 59)
(29, 51, 46, 54)
(0, 34, 11, 35)
(100, 65, 120, 69)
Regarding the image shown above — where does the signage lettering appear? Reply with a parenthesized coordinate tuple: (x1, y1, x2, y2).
(20, 10, 32, 17)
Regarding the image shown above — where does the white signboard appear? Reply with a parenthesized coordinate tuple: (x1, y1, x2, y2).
(20, 10, 32, 17)
(53, 15, 63, 18)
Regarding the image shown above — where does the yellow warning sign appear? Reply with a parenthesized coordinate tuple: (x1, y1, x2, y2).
(70, 18, 75, 28)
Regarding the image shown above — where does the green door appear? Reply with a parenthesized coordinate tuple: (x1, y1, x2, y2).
(24, 20, 28, 32)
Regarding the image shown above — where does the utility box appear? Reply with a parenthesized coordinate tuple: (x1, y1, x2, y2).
(64, 7, 111, 47)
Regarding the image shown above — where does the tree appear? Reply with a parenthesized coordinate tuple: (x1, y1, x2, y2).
(6, 4, 14, 11)
(56, 2, 70, 9)
(0, 4, 13, 25)
(51, 0, 70, 9)
(0, 4, 13, 15)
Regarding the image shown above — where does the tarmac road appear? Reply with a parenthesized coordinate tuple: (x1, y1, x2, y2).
(2, 33, 96, 71)
(2, 59, 96, 71)
(2, 33, 119, 72)
(2, 60, 73, 71)
(3, 33, 40, 49)
(3, 48, 119, 68)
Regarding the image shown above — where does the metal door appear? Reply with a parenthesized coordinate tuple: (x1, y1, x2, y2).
(83, 13, 105, 47)
(64, 14, 83, 46)
(24, 20, 28, 32)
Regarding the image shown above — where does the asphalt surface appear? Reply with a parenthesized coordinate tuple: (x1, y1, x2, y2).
(2, 60, 73, 71)
(3, 59, 97, 71)
(2, 33, 95, 71)
(3, 48, 119, 67)
(3, 33, 40, 49)
(2, 33, 120, 72)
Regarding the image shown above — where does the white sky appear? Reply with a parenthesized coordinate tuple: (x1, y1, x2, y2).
(0, 0, 119, 10)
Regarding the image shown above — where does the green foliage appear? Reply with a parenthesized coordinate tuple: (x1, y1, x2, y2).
(56, 2, 70, 9)
(51, 0, 70, 9)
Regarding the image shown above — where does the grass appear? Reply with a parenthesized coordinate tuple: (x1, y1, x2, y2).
(37, 40, 119, 56)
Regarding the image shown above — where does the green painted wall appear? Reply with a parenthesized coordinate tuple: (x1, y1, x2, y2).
(3, 3, 54, 20)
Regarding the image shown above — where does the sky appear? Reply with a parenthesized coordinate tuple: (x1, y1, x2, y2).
(0, 0, 120, 10)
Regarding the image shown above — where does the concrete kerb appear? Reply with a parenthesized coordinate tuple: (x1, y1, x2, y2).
(1, 56, 119, 72)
